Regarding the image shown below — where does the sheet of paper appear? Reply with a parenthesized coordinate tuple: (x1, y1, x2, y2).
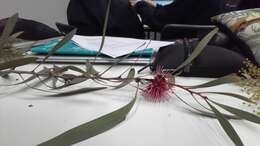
(72, 35, 173, 58)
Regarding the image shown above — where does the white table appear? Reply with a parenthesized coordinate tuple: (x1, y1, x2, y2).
(0, 64, 259, 146)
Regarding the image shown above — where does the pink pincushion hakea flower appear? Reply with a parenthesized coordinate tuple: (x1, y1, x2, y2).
(142, 68, 173, 102)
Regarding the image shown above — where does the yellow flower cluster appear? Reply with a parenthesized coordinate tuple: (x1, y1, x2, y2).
(238, 59, 260, 100)
(238, 59, 260, 115)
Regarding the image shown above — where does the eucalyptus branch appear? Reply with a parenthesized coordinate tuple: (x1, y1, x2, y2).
(34, 74, 56, 89)
(190, 93, 212, 111)
(0, 12, 259, 146)
(173, 90, 239, 119)
(169, 83, 212, 111)
(0, 69, 141, 87)
(18, 73, 57, 94)
(173, 83, 208, 100)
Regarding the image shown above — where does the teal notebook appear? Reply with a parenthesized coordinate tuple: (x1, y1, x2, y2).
(31, 39, 154, 58)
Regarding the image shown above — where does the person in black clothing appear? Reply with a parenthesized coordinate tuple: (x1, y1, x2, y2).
(129, 0, 251, 77)
(67, 0, 145, 38)
(129, 0, 224, 30)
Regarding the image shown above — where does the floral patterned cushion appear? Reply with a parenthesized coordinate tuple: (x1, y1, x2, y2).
(212, 8, 260, 64)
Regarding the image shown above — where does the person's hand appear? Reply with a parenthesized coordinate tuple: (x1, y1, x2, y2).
(129, 0, 141, 7)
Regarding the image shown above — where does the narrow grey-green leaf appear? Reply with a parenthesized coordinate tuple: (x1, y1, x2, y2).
(50, 87, 107, 97)
(206, 100, 244, 146)
(54, 76, 87, 89)
(7, 31, 24, 45)
(189, 74, 239, 89)
(13, 40, 35, 53)
(38, 87, 138, 146)
(51, 65, 68, 75)
(204, 92, 254, 103)
(0, 57, 38, 70)
(95, 0, 112, 59)
(33, 29, 77, 72)
(212, 101, 260, 124)
(42, 29, 77, 62)
(86, 60, 98, 75)
(51, 77, 58, 88)
(190, 109, 239, 119)
(173, 27, 218, 73)
(64, 66, 86, 74)
(172, 91, 239, 119)
(69, 77, 88, 85)
(0, 68, 49, 86)
(0, 13, 18, 48)
(114, 68, 135, 89)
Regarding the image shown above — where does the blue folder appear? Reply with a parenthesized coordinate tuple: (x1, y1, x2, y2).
(31, 39, 154, 58)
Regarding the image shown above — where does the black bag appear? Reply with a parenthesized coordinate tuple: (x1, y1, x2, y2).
(67, 0, 145, 39)
(151, 39, 245, 77)
(0, 17, 60, 40)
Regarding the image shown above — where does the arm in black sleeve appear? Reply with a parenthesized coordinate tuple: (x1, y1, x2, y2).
(134, 1, 163, 30)
(134, 0, 197, 30)
(134, 0, 220, 30)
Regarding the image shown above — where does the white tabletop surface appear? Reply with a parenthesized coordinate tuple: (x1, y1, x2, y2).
(0, 64, 259, 146)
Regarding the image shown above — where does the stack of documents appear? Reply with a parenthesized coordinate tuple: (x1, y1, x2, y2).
(31, 35, 173, 65)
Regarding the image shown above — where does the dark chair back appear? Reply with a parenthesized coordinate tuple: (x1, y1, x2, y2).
(160, 24, 215, 41)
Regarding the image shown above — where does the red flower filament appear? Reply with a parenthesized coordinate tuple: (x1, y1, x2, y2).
(142, 73, 172, 102)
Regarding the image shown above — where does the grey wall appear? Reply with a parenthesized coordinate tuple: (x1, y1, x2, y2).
(0, 0, 70, 29)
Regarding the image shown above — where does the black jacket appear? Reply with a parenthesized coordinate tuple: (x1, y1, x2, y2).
(67, 0, 145, 38)
(237, 0, 260, 10)
(135, 0, 224, 30)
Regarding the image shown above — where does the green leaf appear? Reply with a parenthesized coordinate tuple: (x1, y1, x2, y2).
(13, 40, 35, 53)
(114, 68, 135, 89)
(0, 67, 49, 86)
(53, 76, 87, 89)
(95, 0, 112, 58)
(63, 66, 86, 74)
(85, 60, 98, 75)
(38, 87, 138, 146)
(0, 57, 38, 70)
(212, 101, 260, 124)
(190, 109, 239, 119)
(172, 91, 239, 119)
(8, 31, 24, 44)
(0, 13, 18, 48)
(42, 29, 77, 62)
(189, 74, 239, 89)
(33, 29, 77, 71)
(203, 92, 255, 103)
(51, 65, 68, 74)
(50, 87, 107, 97)
(173, 27, 219, 74)
(51, 77, 58, 88)
(69, 77, 88, 85)
(206, 100, 244, 146)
